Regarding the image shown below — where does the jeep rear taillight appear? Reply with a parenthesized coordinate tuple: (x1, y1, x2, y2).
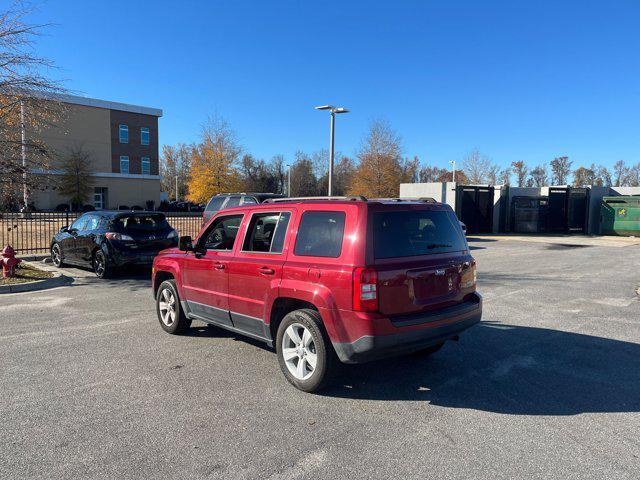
(353, 267, 378, 312)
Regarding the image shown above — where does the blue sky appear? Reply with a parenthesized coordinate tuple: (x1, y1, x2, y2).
(30, 0, 640, 170)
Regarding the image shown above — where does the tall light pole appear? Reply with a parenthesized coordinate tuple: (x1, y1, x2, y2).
(175, 175, 179, 202)
(449, 160, 456, 183)
(20, 100, 29, 212)
(315, 105, 349, 196)
(286, 164, 291, 197)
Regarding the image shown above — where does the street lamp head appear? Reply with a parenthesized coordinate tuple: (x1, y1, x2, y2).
(314, 105, 333, 110)
(333, 107, 349, 114)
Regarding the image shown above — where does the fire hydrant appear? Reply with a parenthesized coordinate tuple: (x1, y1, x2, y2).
(1, 245, 21, 278)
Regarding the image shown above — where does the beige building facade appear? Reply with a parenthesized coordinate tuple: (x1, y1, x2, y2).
(30, 94, 162, 210)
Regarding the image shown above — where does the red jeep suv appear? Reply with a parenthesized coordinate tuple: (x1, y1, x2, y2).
(152, 197, 482, 392)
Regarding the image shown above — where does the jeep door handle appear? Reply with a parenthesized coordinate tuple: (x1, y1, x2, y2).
(213, 262, 225, 270)
(259, 266, 275, 275)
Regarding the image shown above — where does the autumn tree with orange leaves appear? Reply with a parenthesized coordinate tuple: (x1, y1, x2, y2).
(187, 116, 244, 204)
(348, 120, 416, 198)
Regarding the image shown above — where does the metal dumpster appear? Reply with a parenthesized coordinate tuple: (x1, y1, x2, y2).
(511, 196, 549, 233)
(600, 196, 640, 236)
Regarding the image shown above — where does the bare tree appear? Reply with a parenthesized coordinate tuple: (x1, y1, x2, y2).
(499, 168, 511, 186)
(511, 161, 528, 187)
(593, 165, 612, 187)
(461, 149, 492, 184)
(487, 164, 500, 185)
(550, 156, 572, 185)
(160, 143, 192, 201)
(0, 2, 68, 209)
(613, 160, 628, 187)
(528, 164, 548, 187)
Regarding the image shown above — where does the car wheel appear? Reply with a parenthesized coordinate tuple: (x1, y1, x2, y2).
(156, 280, 191, 334)
(51, 243, 65, 268)
(409, 342, 444, 358)
(92, 249, 112, 279)
(276, 308, 336, 393)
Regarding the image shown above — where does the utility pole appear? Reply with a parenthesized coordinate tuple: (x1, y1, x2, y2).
(287, 164, 291, 197)
(175, 175, 179, 202)
(449, 160, 456, 183)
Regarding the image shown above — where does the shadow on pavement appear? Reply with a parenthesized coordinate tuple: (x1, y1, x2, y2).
(321, 322, 640, 415)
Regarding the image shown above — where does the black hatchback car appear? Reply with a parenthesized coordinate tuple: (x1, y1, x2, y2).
(50, 211, 178, 278)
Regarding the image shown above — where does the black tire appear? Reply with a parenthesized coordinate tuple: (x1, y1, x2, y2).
(92, 249, 112, 279)
(156, 280, 191, 334)
(276, 308, 337, 393)
(409, 341, 445, 358)
(51, 243, 65, 268)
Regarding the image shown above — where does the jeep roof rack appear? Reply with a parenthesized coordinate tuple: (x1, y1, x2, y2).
(264, 195, 367, 203)
(370, 197, 438, 203)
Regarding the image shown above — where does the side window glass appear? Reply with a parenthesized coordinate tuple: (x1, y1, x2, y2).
(242, 212, 291, 253)
(85, 215, 100, 231)
(225, 196, 241, 208)
(205, 196, 225, 212)
(201, 215, 243, 251)
(241, 196, 258, 205)
(70, 215, 88, 231)
(294, 211, 346, 258)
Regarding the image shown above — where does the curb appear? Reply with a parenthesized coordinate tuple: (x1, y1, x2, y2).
(0, 261, 73, 294)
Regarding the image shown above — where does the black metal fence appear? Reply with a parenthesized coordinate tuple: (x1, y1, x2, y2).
(0, 211, 203, 255)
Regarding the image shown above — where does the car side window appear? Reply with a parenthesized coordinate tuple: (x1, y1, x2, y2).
(241, 196, 258, 205)
(85, 215, 100, 231)
(225, 196, 242, 208)
(205, 196, 225, 212)
(201, 214, 243, 251)
(70, 215, 89, 232)
(294, 211, 346, 258)
(242, 212, 291, 253)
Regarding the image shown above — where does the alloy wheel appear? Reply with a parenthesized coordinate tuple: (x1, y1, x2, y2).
(158, 288, 176, 326)
(94, 252, 105, 277)
(51, 244, 61, 266)
(281, 323, 317, 380)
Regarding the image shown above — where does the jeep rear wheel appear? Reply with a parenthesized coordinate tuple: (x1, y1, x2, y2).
(276, 308, 336, 392)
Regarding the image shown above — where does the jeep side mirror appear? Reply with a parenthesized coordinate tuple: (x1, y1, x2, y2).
(59, 226, 69, 233)
(178, 235, 193, 252)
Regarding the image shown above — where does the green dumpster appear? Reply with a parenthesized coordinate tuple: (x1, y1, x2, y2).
(600, 196, 640, 236)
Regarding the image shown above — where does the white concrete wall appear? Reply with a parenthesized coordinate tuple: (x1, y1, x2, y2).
(399, 182, 457, 211)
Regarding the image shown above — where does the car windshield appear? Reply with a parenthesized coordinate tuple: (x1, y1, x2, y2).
(114, 214, 169, 232)
(373, 209, 466, 259)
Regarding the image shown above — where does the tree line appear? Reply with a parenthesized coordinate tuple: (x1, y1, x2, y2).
(162, 117, 640, 206)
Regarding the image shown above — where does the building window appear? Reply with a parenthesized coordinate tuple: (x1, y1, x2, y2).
(141, 157, 150, 175)
(141, 127, 149, 146)
(119, 124, 129, 143)
(120, 156, 130, 174)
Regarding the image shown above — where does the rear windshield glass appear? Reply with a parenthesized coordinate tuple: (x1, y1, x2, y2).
(114, 214, 169, 232)
(205, 196, 225, 212)
(373, 210, 466, 259)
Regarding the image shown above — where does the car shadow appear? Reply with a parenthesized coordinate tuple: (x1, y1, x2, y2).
(320, 321, 640, 416)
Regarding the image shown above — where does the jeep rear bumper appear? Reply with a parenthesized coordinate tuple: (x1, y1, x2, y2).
(332, 292, 482, 364)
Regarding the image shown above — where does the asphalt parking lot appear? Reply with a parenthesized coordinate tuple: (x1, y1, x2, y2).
(1, 238, 639, 479)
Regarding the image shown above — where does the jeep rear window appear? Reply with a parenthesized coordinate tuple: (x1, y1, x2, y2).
(114, 214, 169, 232)
(294, 211, 345, 258)
(373, 210, 466, 259)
